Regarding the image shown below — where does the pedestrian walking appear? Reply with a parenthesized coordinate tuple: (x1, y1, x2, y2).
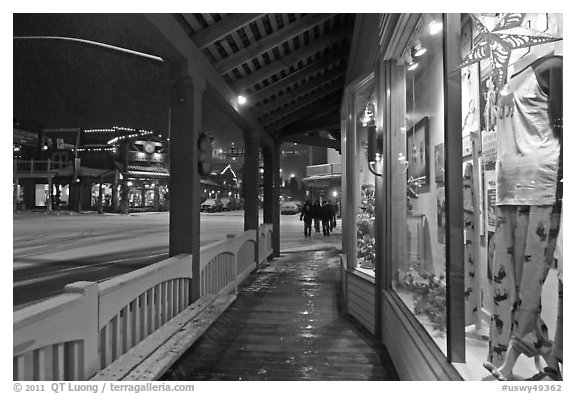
(312, 201, 321, 233)
(321, 201, 333, 236)
(328, 200, 337, 231)
(300, 201, 314, 237)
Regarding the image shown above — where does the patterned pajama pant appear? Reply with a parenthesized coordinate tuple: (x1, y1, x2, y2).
(488, 204, 560, 366)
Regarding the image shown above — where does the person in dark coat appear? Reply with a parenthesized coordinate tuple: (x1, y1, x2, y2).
(321, 201, 333, 236)
(312, 201, 321, 233)
(328, 200, 337, 230)
(299, 201, 314, 237)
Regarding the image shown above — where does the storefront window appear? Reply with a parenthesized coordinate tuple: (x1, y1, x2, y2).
(353, 79, 376, 276)
(35, 184, 49, 207)
(391, 13, 447, 352)
(457, 13, 563, 380)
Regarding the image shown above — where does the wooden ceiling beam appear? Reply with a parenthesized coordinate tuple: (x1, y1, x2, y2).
(280, 134, 340, 150)
(215, 13, 335, 74)
(259, 83, 342, 126)
(186, 13, 264, 49)
(231, 27, 352, 93)
(278, 112, 340, 136)
(267, 93, 342, 133)
(246, 49, 347, 103)
(253, 66, 345, 116)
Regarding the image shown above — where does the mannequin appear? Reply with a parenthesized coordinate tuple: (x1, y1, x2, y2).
(463, 162, 479, 327)
(483, 53, 562, 380)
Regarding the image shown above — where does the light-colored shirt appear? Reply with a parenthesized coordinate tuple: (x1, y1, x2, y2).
(495, 58, 560, 206)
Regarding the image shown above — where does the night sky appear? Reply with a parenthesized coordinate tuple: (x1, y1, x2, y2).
(12, 14, 310, 181)
(13, 33, 171, 132)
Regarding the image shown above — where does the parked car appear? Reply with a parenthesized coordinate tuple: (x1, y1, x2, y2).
(294, 200, 304, 212)
(201, 198, 223, 212)
(220, 197, 237, 211)
(280, 201, 299, 215)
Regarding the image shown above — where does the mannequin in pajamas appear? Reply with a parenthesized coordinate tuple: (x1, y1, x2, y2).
(484, 54, 562, 380)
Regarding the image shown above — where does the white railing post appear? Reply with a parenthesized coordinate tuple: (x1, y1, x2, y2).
(227, 234, 238, 294)
(64, 281, 99, 379)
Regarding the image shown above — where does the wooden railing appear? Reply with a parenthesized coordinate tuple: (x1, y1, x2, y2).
(13, 224, 275, 381)
(306, 163, 342, 177)
(14, 159, 69, 174)
(199, 230, 256, 296)
(258, 223, 273, 265)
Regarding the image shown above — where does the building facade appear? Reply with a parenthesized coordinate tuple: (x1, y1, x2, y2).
(340, 13, 563, 380)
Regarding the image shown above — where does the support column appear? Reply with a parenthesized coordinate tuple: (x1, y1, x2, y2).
(263, 142, 280, 257)
(47, 159, 52, 213)
(374, 61, 386, 341)
(243, 130, 260, 231)
(443, 13, 465, 363)
(112, 169, 119, 212)
(13, 159, 18, 211)
(141, 183, 146, 209)
(98, 177, 103, 214)
(169, 65, 204, 302)
(154, 183, 160, 211)
(262, 146, 274, 224)
(272, 142, 281, 256)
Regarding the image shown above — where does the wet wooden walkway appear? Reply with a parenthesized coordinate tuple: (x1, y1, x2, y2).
(162, 246, 398, 381)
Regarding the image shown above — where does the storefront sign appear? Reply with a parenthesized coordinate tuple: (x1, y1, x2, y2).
(129, 151, 165, 163)
(14, 128, 38, 147)
(227, 147, 244, 157)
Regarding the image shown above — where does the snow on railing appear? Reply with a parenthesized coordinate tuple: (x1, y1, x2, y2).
(13, 225, 274, 381)
(258, 223, 273, 264)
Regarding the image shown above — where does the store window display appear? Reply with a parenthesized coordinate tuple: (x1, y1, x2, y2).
(354, 83, 377, 276)
(391, 13, 448, 352)
(484, 51, 562, 382)
(455, 13, 563, 381)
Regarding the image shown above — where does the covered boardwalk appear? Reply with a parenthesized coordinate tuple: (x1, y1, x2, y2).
(163, 241, 398, 381)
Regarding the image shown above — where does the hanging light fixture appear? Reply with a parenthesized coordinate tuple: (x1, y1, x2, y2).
(429, 20, 443, 35)
(411, 38, 427, 57)
(360, 102, 375, 127)
(407, 59, 419, 71)
(405, 52, 418, 71)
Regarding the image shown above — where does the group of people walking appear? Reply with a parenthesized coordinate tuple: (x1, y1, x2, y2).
(299, 200, 338, 237)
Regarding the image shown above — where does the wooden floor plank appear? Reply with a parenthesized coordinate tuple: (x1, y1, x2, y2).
(162, 248, 398, 381)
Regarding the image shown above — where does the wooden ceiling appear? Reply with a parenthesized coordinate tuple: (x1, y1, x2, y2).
(174, 13, 355, 146)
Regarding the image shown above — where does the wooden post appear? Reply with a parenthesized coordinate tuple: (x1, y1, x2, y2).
(154, 183, 160, 211)
(63, 281, 99, 379)
(169, 63, 204, 302)
(262, 146, 274, 224)
(141, 182, 146, 209)
(272, 142, 281, 257)
(13, 159, 19, 211)
(112, 170, 119, 212)
(443, 13, 465, 363)
(243, 130, 260, 232)
(46, 159, 52, 212)
(98, 176, 104, 214)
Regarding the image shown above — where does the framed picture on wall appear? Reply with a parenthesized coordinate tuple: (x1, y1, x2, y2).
(434, 143, 444, 184)
(406, 116, 430, 186)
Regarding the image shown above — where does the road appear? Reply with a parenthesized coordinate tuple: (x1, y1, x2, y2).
(13, 210, 340, 309)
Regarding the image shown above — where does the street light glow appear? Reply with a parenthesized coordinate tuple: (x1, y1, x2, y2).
(238, 95, 247, 105)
